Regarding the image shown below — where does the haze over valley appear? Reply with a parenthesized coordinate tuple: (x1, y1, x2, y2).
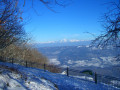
(33, 40, 120, 77)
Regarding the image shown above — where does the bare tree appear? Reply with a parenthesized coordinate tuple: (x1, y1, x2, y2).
(92, 1, 120, 48)
(0, 0, 25, 49)
(8, 0, 72, 14)
(22, 0, 71, 7)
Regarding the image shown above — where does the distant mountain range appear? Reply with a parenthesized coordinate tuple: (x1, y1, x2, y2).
(31, 40, 91, 47)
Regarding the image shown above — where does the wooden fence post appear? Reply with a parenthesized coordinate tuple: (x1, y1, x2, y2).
(2, 57, 4, 62)
(67, 67, 69, 76)
(26, 61, 27, 67)
(44, 64, 46, 72)
(3, 57, 5, 62)
(95, 72, 97, 84)
(12, 58, 14, 64)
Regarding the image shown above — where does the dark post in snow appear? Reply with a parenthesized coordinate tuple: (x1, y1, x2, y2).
(12, 58, 14, 64)
(3, 57, 5, 62)
(67, 67, 69, 76)
(44, 64, 46, 72)
(26, 61, 27, 67)
(95, 72, 97, 84)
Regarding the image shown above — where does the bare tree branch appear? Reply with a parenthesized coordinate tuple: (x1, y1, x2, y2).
(0, 0, 26, 49)
(92, 1, 120, 49)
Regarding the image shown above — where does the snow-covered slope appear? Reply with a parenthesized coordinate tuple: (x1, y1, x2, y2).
(0, 62, 119, 90)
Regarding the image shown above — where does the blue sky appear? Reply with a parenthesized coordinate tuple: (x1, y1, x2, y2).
(22, 0, 116, 43)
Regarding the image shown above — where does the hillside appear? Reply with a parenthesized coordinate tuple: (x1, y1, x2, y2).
(0, 62, 119, 90)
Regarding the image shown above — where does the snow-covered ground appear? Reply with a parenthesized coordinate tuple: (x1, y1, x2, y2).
(0, 62, 119, 90)
(49, 58, 61, 65)
(65, 56, 120, 68)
